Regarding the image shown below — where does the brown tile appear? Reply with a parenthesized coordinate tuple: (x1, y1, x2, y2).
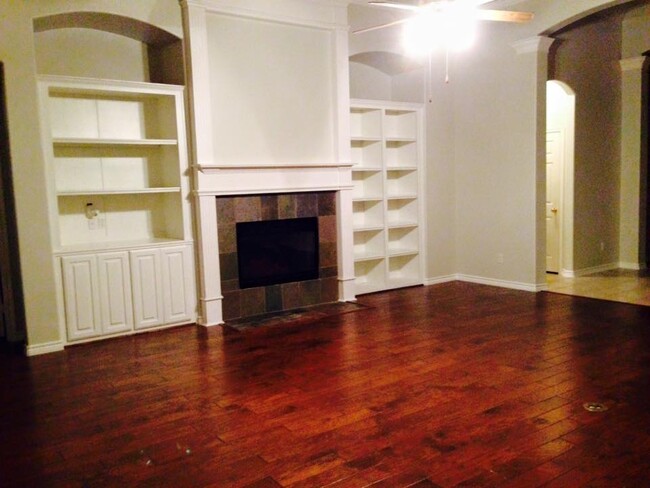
(297, 193, 318, 218)
(319, 242, 337, 268)
(216, 197, 235, 223)
(321, 277, 339, 303)
(220, 252, 239, 281)
(235, 196, 262, 222)
(278, 194, 297, 219)
(321, 266, 338, 278)
(261, 195, 279, 221)
(281, 281, 303, 310)
(222, 279, 240, 293)
(318, 215, 337, 243)
(240, 287, 266, 318)
(265, 285, 283, 313)
(302, 280, 321, 306)
(222, 290, 241, 320)
(318, 192, 336, 216)
(218, 224, 236, 254)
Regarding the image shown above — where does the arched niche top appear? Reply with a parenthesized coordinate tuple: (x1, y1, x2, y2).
(548, 79, 576, 96)
(33, 12, 180, 46)
(350, 51, 422, 76)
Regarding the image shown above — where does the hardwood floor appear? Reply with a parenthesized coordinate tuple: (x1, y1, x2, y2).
(2, 282, 650, 487)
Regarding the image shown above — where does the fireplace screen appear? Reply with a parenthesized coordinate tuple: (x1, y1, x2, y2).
(236, 217, 319, 289)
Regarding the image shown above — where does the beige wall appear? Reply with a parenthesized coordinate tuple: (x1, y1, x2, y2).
(35, 29, 149, 81)
(0, 0, 182, 350)
(550, 13, 623, 271)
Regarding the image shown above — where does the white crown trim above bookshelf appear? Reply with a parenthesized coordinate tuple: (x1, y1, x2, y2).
(350, 99, 425, 296)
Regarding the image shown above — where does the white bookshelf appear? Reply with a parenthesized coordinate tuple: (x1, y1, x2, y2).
(350, 100, 425, 295)
(38, 75, 196, 344)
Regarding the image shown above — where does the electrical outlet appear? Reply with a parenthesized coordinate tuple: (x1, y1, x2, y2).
(600, 241, 605, 252)
(497, 253, 504, 264)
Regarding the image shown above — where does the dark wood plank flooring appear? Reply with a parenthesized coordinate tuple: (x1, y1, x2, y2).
(2, 282, 650, 487)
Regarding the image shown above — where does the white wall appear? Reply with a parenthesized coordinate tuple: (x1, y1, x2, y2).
(350, 0, 636, 290)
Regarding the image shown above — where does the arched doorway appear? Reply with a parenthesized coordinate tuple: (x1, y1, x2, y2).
(546, 80, 575, 276)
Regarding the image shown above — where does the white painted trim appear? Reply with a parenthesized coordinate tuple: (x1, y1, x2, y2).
(571, 262, 619, 277)
(619, 56, 645, 72)
(456, 274, 540, 292)
(196, 162, 354, 171)
(619, 261, 647, 271)
(194, 186, 354, 197)
(193, 0, 348, 30)
(560, 268, 576, 278)
(512, 36, 555, 55)
(424, 275, 457, 286)
(25, 341, 65, 357)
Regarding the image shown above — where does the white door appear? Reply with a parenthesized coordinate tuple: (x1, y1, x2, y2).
(97, 252, 133, 335)
(130, 249, 164, 330)
(546, 131, 563, 273)
(161, 245, 195, 324)
(61, 254, 102, 341)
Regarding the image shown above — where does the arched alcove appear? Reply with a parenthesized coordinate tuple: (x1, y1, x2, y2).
(349, 50, 424, 102)
(33, 12, 184, 85)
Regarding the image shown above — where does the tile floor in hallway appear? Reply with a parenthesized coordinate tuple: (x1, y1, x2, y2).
(546, 268, 650, 306)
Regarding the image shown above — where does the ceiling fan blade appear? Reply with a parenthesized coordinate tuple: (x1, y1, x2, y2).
(353, 17, 412, 34)
(368, 1, 420, 11)
(476, 9, 534, 23)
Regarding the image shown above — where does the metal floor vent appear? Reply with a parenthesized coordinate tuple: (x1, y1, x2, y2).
(583, 402, 608, 413)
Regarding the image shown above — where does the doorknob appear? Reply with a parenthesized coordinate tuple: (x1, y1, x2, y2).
(551, 208, 558, 213)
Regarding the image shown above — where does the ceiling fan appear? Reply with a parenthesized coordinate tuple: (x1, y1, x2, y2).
(354, 0, 534, 35)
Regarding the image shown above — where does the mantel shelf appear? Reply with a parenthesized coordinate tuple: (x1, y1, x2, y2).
(52, 138, 178, 147)
(57, 187, 181, 197)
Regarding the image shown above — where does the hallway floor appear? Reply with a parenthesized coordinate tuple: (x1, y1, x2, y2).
(547, 268, 650, 306)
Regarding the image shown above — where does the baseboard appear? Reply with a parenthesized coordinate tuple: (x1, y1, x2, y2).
(571, 262, 618, 277)
(560, 269, 576, 278)
(619, 261, 647, 271)
(25, 340, 65, 357)
(424, 275, 457, 286)
(456, 274, 540, 292)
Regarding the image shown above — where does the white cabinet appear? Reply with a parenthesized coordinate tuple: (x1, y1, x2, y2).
(60, 244, 195, 342)
(130, 249, 164, 330)
(350, 100, 425, 295)
(161, 246, 195, 324)
(97, 252, 133, 335)
(39, 76, 197, 345)
(61, 255, 102, 341)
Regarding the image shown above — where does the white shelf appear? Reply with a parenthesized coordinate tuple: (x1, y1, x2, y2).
(52, 138, 178, 147)
(57, 187, 181, 196)
(55, 237, 190, 255)
(351, 99, 424, 295)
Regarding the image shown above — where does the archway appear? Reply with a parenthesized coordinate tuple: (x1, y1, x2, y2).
(32, 12, 184, 85)
(546, 80, 575, 276)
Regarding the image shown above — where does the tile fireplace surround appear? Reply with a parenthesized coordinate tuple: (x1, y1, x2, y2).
(217, 192, 338, 321)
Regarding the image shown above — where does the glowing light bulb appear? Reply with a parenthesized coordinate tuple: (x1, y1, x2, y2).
(402, 1, 478, 57)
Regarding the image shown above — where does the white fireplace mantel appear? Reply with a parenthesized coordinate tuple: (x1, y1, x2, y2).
(182, 0, 355, 326)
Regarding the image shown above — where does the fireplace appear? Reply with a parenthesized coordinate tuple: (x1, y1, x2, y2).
(217, 192, 338, 321)
(236, 217, 319, 289)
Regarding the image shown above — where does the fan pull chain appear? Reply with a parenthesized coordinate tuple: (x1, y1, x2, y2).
(445, 47, 450, 84)
(428, 52, 433, 103)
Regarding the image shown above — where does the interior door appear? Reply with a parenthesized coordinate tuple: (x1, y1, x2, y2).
(546, 131, 563, 273)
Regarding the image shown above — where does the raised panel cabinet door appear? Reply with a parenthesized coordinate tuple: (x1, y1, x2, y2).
(130, 249, 164, 330)
(61, 255, 102, 341)
(97, 252, 133, 335)
(161, 245, 196, 324)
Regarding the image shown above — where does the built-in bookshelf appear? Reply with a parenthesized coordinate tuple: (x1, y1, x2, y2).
(38, 75, 195, 343)
(350, 100, 424, 295)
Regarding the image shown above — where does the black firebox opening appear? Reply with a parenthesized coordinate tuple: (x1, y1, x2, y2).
(236, 217, 319, 289)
